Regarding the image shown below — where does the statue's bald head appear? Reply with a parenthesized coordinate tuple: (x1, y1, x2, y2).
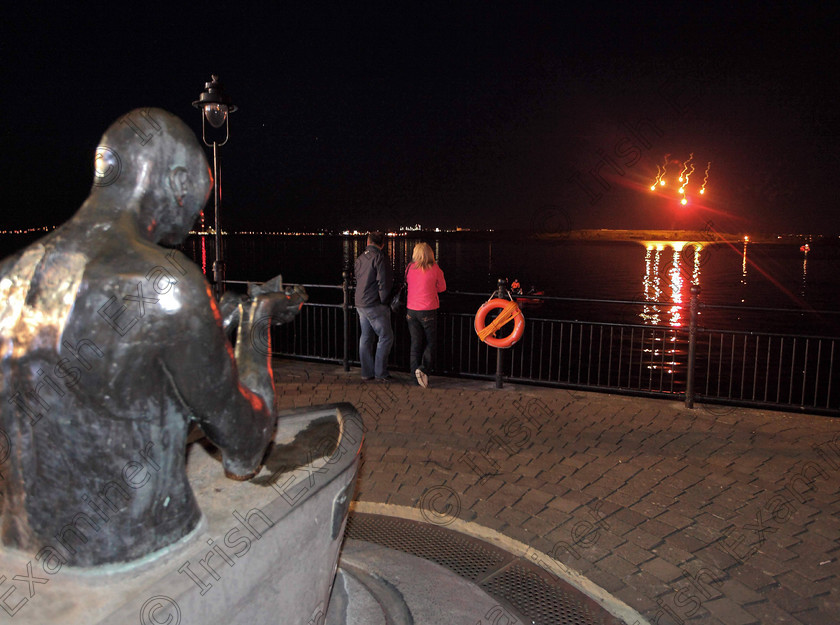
(92, 108, 212, 245)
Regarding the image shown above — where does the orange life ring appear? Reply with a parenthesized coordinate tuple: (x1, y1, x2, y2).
(474, 298, 525, 348)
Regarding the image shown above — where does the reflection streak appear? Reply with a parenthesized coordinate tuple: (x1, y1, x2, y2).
(639, 241, 704, 328)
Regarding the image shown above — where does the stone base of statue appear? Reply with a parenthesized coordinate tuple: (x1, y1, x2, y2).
(326, 540, 513, 624)
(0, 403, 362, 625)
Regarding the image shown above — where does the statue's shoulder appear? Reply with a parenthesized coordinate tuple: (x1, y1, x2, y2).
(84, 237, 198, 283)
(73, 237, 210, 319)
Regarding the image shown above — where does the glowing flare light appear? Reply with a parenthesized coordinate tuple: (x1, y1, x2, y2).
(649, 152, 711, 206)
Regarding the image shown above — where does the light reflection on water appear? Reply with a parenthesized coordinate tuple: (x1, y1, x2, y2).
(636, 241, 707, 377)
(201, 235, 207, 276)
(639, 241, 704, 328)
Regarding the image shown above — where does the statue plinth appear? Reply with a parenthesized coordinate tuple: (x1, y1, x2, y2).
(0, 403, 362, 625)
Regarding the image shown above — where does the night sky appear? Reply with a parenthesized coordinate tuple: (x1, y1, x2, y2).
(2, 3, 837, 234)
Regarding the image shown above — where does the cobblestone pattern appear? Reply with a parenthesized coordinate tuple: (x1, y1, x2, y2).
(273, 360, 840, 625)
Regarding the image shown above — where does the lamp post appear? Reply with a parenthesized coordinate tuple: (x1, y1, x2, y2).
(193, 75, 237, 299)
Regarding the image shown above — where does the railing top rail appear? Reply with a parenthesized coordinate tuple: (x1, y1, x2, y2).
(697, 326, 840, 341)
(698, 302, 840, 315)
(427, 290, 687, 308)
(444, 290, 840, 316)
(442, 310, 687, 331)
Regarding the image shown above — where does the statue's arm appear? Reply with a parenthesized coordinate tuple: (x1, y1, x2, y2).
(229, 285, 307, 410)
(161, 274, 277, 479)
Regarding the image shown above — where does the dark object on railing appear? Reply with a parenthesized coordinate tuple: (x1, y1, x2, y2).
(685, 285, 701, 408)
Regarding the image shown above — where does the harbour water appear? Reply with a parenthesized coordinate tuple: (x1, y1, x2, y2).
(2, 232, 837, 334)
(179, 234, 840, 335)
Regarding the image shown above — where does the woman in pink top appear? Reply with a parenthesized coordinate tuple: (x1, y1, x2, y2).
(406, 242, 446, 388)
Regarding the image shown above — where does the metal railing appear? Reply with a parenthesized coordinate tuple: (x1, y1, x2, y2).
(695, 329, 836, 413)
(241, 276, 839, 417)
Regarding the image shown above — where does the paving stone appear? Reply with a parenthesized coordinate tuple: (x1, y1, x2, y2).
(473, 513, 510, 535)
(521, 514, 562, 538)
(512, 487, 554, 513)
(535, 505, 573, 529)
(604, 487, 645, 509)
(625, 527, 665, 551)
(792, 607, 833, 625)
(745, 552, 795, 578)
(726, 561, 779, 593)
(640, 556, 685, 584)
(703, 596, 761, 625)
(584, 567, 628, 594)
(788, 556, 839, 583)
(775, 571, 834, 599)
(615, 540, 656, 566)
(764, 584, 815, 614)
(623, 568, 673, 599)
(604, 461, 644, 483)
(610, 506, 649, 528)
(711, 576, 764, 607)
(639, 517, 681, 540)
(630, 497, 671, 520)
(652, 540, 694, 567)
(496, 506, 531, 529)
(612, 585, 659, 616)
(788, 534, 840, 563)
(801, 515, 840, 541)
(581, 483, 615, 502)
(656, 509, 696, 531)
(545, 493, 585, 514)
(598, 514, 637, 538)
(662, 529, 709, 555)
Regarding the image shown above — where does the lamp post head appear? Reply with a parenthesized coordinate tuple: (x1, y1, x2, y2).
(192, 75, 238, 129)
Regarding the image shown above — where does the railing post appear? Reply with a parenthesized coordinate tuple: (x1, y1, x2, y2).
(342, 270, 350, 372)
(495, 278, 507, 389)
(685, 285, 700, 408)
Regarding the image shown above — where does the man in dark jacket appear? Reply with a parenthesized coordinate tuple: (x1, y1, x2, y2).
(354, 232, 394, 380)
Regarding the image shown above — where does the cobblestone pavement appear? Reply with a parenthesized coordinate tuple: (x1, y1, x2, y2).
(273, 359, 840, 625)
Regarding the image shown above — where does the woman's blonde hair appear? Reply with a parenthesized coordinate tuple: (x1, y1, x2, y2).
(412, 242, 436, 271)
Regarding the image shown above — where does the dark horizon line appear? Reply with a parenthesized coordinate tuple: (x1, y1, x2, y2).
(2, 226, 839, 239)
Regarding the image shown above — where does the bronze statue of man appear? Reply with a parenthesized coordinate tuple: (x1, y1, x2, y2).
(0, 108, 295, 567)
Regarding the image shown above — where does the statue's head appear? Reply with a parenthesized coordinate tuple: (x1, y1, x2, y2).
(91, 108, 213, 245)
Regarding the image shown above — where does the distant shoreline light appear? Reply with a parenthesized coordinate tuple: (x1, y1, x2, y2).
(187, 226, 470, 236)
(0, 226, 54, 234)
(2, 227, 836, 240)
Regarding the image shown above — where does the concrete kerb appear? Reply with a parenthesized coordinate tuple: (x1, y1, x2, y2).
(350, 501, 651, 625)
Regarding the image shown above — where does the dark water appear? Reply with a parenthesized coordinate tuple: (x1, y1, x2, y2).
(3, 232, 838, 334)
(176, 234, 840, 335)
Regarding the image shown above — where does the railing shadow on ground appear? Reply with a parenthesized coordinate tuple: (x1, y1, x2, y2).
(226, 277, 840, 418)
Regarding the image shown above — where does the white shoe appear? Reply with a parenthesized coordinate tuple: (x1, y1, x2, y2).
(415, 368, 429, 388)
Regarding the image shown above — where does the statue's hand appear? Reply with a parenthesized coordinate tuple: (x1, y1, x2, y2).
(247, 273, 285, 298)
(245, 274, 308, 325)
(253, 285, 308, 326)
